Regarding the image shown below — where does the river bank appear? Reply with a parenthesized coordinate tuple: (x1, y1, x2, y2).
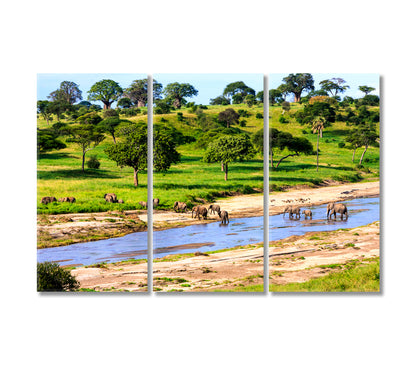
(69, 221, 379, 292)
(37, 181, 379, 249)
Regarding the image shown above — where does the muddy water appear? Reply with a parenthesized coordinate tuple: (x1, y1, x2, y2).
(37, 197, 379, 267)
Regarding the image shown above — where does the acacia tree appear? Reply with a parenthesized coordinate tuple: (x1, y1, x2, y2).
(354, 123, 379, 165)
(37, 100, 52, 125)
(345, 129, 362, 163)
(67, 124, 105, 171)
(359, 86, 375, 96)
(97, 117, 130, 144)
(105, 123, 180, 187)
(282, 73, 315, 102)
(163, 82, 198, 109)
(87, 79, 123, 109)
(124, 79, 163, 107)
(37, 128, 66, 155)
(218, 108, 240, 128)
(203, 134, 254, 181)
(319, 78, 349, 97)
(223, 81, 255, 101)
(48, 81, 83, 104)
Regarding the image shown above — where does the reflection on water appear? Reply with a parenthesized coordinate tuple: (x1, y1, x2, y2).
(38, 197, 379, 267)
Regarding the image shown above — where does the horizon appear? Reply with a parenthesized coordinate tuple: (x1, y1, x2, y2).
(37, 73, 379, 107)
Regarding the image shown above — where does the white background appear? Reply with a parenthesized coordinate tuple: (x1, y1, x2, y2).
(1, 1, 414, 373)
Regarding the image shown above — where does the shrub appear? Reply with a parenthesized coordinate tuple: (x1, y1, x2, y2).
(237, 109, 250, 118)
(256, 113, 263, 119)
(239, 120, 247, 127)
(87, 154, 100, 169)
(103, 108, 119, 118)
(37, 262, 80, 291)
(177, 112, 184, 121)
(338, 142, 345, 148)
(278, 115, 289, 124)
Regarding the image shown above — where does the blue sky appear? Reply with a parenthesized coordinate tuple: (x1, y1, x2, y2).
(37, 73, 379, 106)
(269, 73, 379, 101)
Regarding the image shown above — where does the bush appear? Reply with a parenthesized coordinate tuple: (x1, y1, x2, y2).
(87, 154, 100, 169)
(177, 112, 184, 121)
(301, 129, 309, 134)
(278, 115, 289, 124)
(103, 108, 119, 118)
(239, 120, 247, 127)
(237, 109, 250, 118)
(37, 262, 80, 291)
(256, 113, 263, 119)
(338, 142, 345, 148)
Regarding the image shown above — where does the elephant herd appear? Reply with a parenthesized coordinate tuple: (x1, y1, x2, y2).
(174, 201, 230, 224)
(41, 196, 76, 204)
(283, 202, 348, 221)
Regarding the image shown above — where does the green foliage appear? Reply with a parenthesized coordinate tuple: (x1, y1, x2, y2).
(124, 79, 162, 107)
(223, 81, 255, 100)
(239, 119, 247, 127)
(319, 78, 349, 97)
(232, 92, 244, 104)
(360, 94, 380, 106)
(154, 100, 172, 114)
(295, 101, 336, 125)
(269, 88, 283, 104)
(177, 112, 184, 121)
(278, 115, 289, 123)
(117, 97, 133, 108)
(77, 112, 102, 125)
(255, 112, 263, 119)
(281, 101, 290, 112)
(163, 82, 198, 109)
(102, 108, 119, 118)
(359, 85, 375, 96)
(87, 79, 123, 109)
(237, 109, 250, 118)
(37, 100, 53, 124)
(209, 95, 230, 105)
(37, 128, 66, 154)
(218, 108, 240, 128)
(48, 81, 83, 105)
(244, 94, 256, 107)
(86, 154, 100, 169)
(37, 262, 80, 291)
(282, 73, 315, 102)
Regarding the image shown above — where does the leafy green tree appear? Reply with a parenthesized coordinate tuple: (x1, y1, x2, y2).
(203, 134, 254, 181)
(37, 128, 66, 154)
(218, 108, 240, 128)
(77, 112, 103, 125)
(359, 85, 375, 96)
(209, 95, 230, 105)
(256, 91, 264, 103)
(232, 92, 244, 104)
(124, 79, 163, 107)
(97, 117, 129, 144)
(223, 81, 255, 100)
(319, 78, 349, 97)
(105, 123, 180, 186)
(269, 88, 283, 105)
(163, 82, 198, 109)
(295, 101, 336, 125)
(67, 124, 105, 171)
(281, 101, 290, 114)
(356, 123, 379, 165)
(48, 81, 83, 104)
(282, 73, 315, 102)
(37, 100, 53, 125)
(48, 100, 71, 121)
(37, 262, 80, 292)
(87, 79, 123, 109)
(117, 97, 133, 108)
(345, 129, 362, 162)
(244, 94, 256, 107)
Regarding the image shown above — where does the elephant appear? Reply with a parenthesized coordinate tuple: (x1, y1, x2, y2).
(173, 201, 187, 212)
(59, 197, 76, 203)
(118, 199, 124, 204)
(218, 210, 229, 224)
(283, 205, 301, 219)
(104, 193, 117, 203)
(327, 203, 348, 220)
(139, 201, 148, 209)
(153, 198, 160, 208)
(303, 209, 312, 219)
(41, 196, 57, 204)
(192, 205, 208, 220)
(208, 204, 221, 214)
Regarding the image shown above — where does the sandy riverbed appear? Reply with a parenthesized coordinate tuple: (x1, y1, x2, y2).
(37, 181, 379, 249)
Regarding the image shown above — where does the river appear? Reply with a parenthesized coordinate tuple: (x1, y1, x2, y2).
(37, 197, 379, 266)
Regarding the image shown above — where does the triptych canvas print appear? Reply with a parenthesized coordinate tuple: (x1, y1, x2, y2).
(37, 73, 380, 293)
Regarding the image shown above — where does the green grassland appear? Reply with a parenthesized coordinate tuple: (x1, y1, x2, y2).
(37, 102, 379, 215)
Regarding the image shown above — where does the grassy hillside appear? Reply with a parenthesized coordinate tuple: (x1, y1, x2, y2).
(37, 102, 379, 215)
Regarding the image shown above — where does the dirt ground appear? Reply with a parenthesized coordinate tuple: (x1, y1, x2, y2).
(70, 221, 379, 292)
(38, 181, 379, 249)
(65, 181, 379, 292)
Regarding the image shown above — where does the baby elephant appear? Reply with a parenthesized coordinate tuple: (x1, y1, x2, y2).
(41, 196, 57, 204)
(153, 198, 160, 208)
(218, 210, 229, 224)
(104, 193, 118, 203)
(303, 209, 312, 219)
(139, 201, 148, 209)
(173, 201, 187, 212)
(192, 205, 208, 220)
(208, 204, 221, 215)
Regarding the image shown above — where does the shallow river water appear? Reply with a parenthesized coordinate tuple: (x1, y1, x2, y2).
(37, 197, 379, 267)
